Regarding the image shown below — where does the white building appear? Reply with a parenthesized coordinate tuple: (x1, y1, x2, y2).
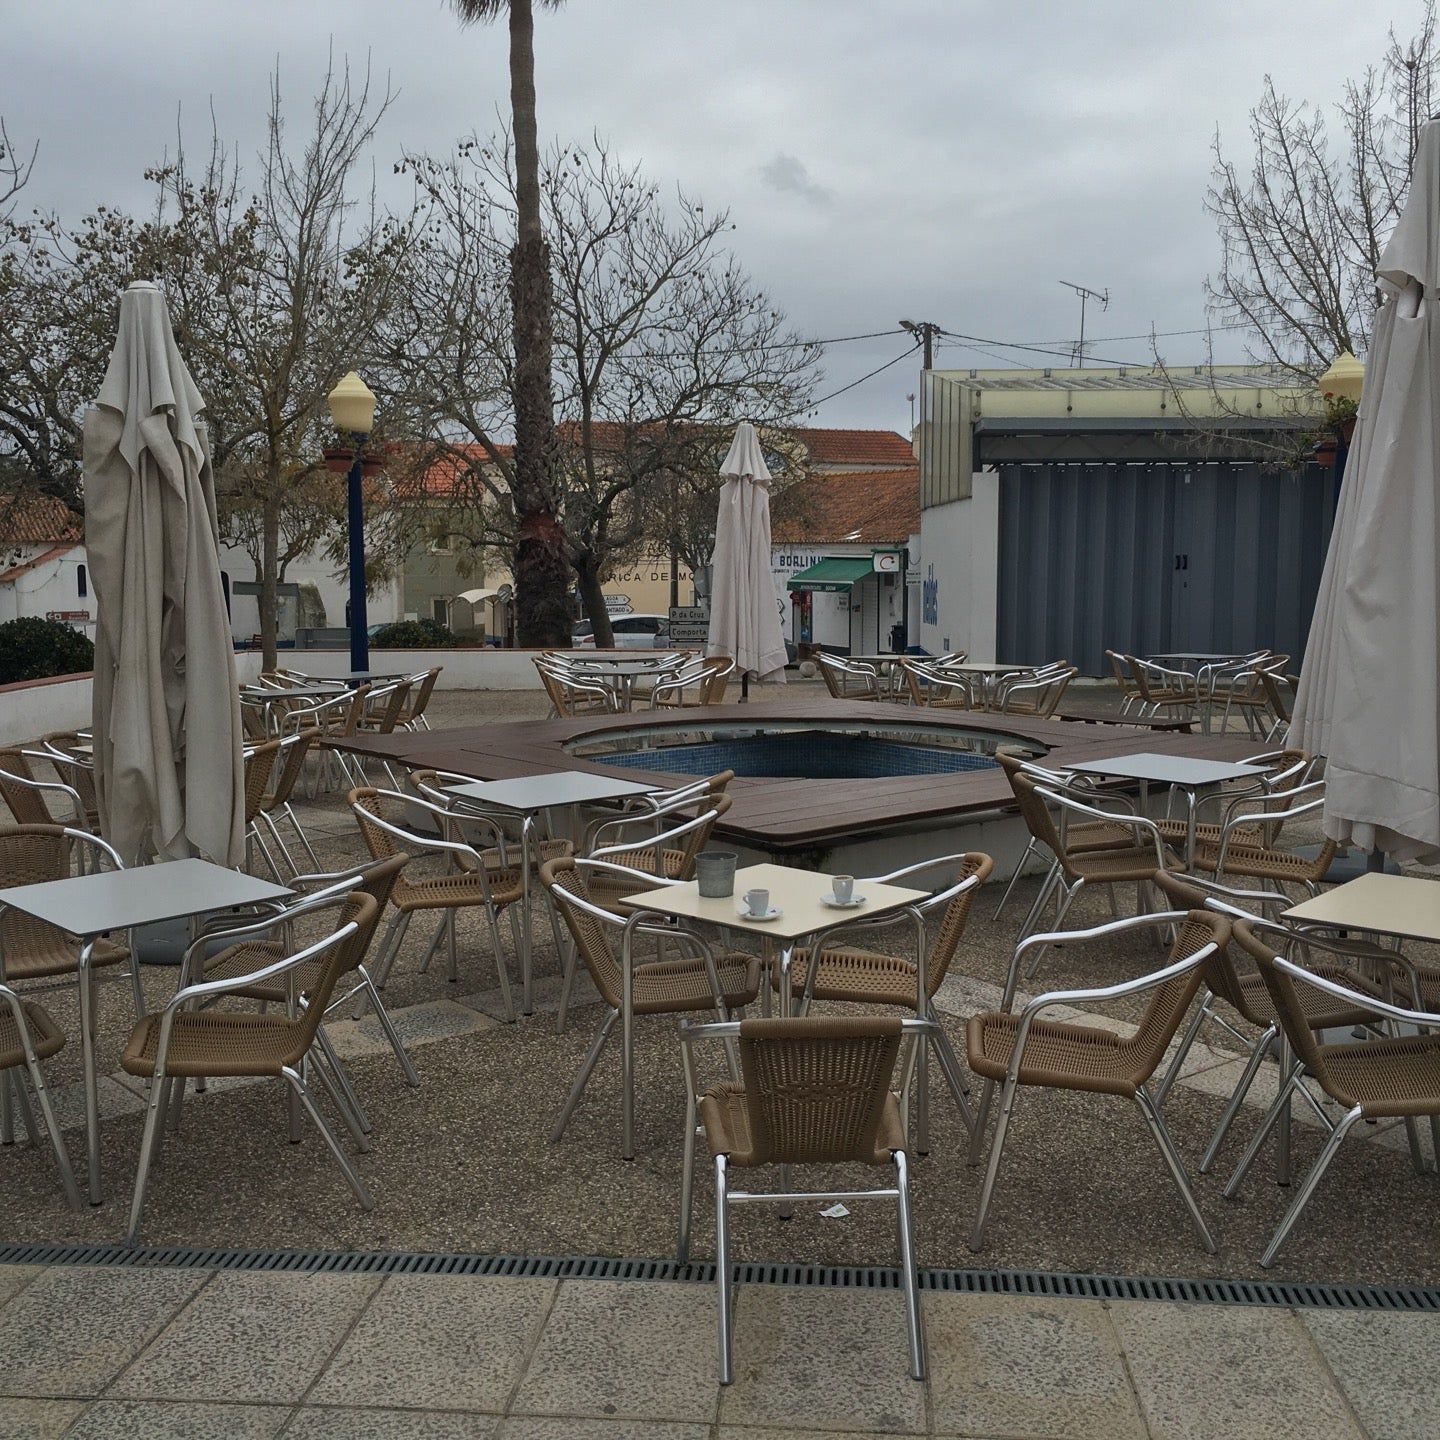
(0, 497, 94, 641)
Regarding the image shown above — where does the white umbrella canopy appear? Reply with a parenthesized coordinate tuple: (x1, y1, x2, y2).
(83, 281, 245, 866)
(1288, 119, 1440, 862)
(706, 422, 788, 686)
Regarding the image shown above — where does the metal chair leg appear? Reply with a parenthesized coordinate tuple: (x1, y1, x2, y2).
(281, 1065, 374, 1210)
(126, 1072, 169, 1243)
(345, 969, 420, 1087)
(1134, 1086, 1215, 1253)
(6, 1071, 37, 1146)
(968, 1074, 1021, 1250)
(894, 1149, 926, 1380)
(18, 1060, 82, 1210)
(715, 1153, 733, 1385)
(1224, 1062, 1304, 1198)
(678, 1114, 698, 1264)
(1199, 1026, 1275, 1173)
(315, 1028, 372, 1138)
(1259, 1106, 1363, 1268)
(484, 906, 516, 1022)
(550, 1008, 617, 1142)
(928, 1020, 976, 1137)
(284, 802, 322, 870)
(993, 839, 1039, 919)
(1154, 998, 1210, 1106)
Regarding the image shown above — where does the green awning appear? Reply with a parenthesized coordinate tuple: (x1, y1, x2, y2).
(786, 556, 874, 593)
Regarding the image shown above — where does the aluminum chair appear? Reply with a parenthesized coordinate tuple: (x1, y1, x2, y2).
(815, 652, 882, 701)
(241, 738, 285, 879)
(993, 663, 1076, 718)
(1227, 919, 1440, 1267)
(899, 657, 975, 709)
(350, 787, 523, 1021)
(779, 852, 994, 1147)
(0, 748, 92, 837)
(39, 734, 100, 832)
(1105, 650, 1144, 714)
(966, 909, 1230, 1254)
(0, 980, 81, 1209)
(678, 1015, 928, 1383)
(1190, 781, 1336, 894)
(1151, 748, 1312, 857)
(1009, 775, 1176, 956)
(395, 667, 443, 730)
(1128, 657, 1198, 720)
(541, 855, 760, 1159)
(254, 728, 322, 876)
(535, 657, 620, 717)
(648, 655, 735, 708)
(122, 891, 382, 1243)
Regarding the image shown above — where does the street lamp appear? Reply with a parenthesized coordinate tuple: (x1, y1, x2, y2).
(1315, 351, 1364, 499)
(327, 371, 377, 672)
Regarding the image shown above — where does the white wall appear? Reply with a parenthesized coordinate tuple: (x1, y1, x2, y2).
(290, 647, 546, 690)
(918, 470, 999, 659)
(218, 546, 406, 643)
(0, 547, 96, 642)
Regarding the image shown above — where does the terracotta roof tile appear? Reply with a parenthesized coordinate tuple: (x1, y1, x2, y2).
(771, 469, 919, 546)
(787, 427, 916, 468)
(0, 495, 84, 546)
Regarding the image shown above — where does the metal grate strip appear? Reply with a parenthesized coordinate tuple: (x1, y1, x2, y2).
(0, 1244, 1437, 1312)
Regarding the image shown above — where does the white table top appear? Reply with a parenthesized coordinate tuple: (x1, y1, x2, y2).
(1149, 652, 1240, 663)
(569, 654, 687, 673)
(445, 770, 662, 813)
(0, 859, 292, 938)
(1063, 752, 1267, 788)
(241, 684, 348, 701)
(947, 661, 1027, 674)
(622, 861, 928, 943)
(1284, 872, 1440, 944)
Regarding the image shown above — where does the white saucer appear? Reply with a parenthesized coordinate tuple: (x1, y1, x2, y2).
(737, 904, 783, 922)
(819, 893, 867, 909)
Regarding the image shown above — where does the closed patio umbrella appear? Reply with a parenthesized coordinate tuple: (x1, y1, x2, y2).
(1288, 119, 1440, 862)
(83, 281, 245, 866)
(706, 422, 787, 690)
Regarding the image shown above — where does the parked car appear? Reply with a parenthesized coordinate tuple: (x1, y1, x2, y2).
(571, 613, 672, 649)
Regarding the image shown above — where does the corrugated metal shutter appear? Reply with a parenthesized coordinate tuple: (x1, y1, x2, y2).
(997, 461, 1335, 674)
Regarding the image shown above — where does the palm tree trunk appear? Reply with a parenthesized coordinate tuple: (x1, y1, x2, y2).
(507, 0, 571, 647)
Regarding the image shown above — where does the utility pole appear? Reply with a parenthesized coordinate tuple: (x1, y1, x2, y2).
(899, 318, 938, 369)
(1058, 280, 1109, 366)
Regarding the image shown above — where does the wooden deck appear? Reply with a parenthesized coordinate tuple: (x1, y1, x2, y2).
(333, 699, 1260, 853)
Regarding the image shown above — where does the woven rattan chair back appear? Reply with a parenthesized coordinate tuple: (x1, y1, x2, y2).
(1010, 774, 1071, 874)
(926, 852, 996, 994)
(1151, 872, 1259, 1019)
(734, 1015, 903, 1167)
(0, 824, 75, 970)
(242, 739, 283, 824)
(1125, 911, 1231, 1075)
(41, 735, 99, 826)
(1231, 920, 1330, 1080)
(398, 668, 442, 726)
(1106, 650, 1140, 703)
(266, 729, 316, 810)
(349, 788, 417, 878)
(0, 749, 55, 825)
(540, 857, 624, 1006)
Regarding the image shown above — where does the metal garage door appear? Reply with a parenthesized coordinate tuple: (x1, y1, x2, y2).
(996, 461, 1336, 675)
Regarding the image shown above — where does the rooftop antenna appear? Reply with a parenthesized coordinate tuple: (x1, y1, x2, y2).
(1058, 280, 1109, 366)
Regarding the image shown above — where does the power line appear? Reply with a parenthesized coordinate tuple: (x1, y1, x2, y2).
(936, 327, 1150, 367)
(791, 339, 923, 417)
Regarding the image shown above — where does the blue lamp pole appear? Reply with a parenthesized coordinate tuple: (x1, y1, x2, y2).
(327, 372, 378, 675)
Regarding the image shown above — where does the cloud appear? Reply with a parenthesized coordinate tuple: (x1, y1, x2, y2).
(759, 153, 832, 206)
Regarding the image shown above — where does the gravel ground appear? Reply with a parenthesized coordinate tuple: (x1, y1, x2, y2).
(5, 681, 1440, 1290)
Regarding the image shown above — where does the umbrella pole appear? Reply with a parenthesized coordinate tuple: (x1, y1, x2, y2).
(741, 672, 749, 704)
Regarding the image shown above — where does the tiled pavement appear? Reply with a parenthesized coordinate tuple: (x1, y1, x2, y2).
(0, 1262, 1432, 1438)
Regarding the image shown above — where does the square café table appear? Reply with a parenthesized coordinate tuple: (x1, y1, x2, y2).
(0, 859, 292, 1203)
(1284, 872, 1440, 943)
(445, 771, 663, 1012)
(1062, 751, 1268, 868)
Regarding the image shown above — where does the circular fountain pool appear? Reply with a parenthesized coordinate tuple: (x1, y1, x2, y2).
(564, 718, 1031, 781)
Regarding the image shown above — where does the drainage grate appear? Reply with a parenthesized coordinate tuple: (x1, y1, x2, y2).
(1, 1244, 1437, 1312)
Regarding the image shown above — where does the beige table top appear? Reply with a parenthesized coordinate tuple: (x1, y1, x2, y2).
(1284, 872, 1440, 944)
(622, 861, 928, 943)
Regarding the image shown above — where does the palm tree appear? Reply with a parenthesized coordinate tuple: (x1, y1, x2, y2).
(451, 0, 572, 646)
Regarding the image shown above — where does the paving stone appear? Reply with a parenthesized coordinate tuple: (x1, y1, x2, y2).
(0, 1397, 85, 1438)
(0, 1265, 40, 1309)
(112, 1272, 379, 1404)
(0, 1266, 205, 1397)
(1109, 1301, 1365, 1439)
(288, 1408, 500, 1439)
(717, 1286, 925, 1434)
(66, 1399, 291, 1438)
(925, 1291, 1145, 1438)
(47, 1074, 148, 1131)
(499, 1421, 710, 1440)
(1299, 1309, 1440, 1440)
(325, 1000, 497, 1063)
(511, 1279, 717, 1424)
(310, 1274, 553, 1413)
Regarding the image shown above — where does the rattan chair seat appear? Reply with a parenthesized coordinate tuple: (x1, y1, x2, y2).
(395, 867, 523, 911)
(0, 920, 129, 981)
(626, 954, 761, 1016)
(1155, 819, 1264, 848)
(0, 1000, 64, 1069)
(473, 838, 574, 873)
(1069, 819, 1149, 853)
(1231, 966, 1378, 1031)
(1070, 846, 1178, 882)
(1191, 841, 1331, 882)
(699, 1079, 906, 1166)
(1318, 1034, 1440, 1118)
(966, 1012, 1152, 1097)
(121, 1010, 307, 1078)
(586, 849, 689, 910)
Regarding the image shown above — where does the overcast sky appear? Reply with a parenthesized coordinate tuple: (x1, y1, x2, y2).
(5, 0, 1420, 431)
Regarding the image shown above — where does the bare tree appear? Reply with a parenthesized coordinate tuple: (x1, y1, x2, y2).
(401, 135, 819, 644)
(1207, 4, 1436, 375)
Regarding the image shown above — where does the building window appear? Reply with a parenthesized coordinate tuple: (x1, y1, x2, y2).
(76, 563, 87, 598)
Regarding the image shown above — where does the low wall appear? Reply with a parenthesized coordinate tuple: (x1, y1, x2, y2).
(0, 653, 266, 747)
(289, 647, 546, 690)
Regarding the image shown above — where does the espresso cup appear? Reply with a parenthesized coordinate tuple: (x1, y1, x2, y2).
(744, 887, 770, 918)
(831, 874, 855, 904)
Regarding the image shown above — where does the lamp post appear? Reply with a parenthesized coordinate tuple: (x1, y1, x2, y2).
(1316, 350, 1365, 503)
(327, 372, 377, 673)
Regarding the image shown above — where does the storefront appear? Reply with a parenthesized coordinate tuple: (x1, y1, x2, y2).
(785, 548, 909, 655)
